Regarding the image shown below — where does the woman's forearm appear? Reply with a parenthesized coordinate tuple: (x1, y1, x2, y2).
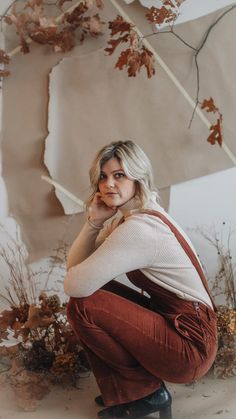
(66, 220, 103, 269)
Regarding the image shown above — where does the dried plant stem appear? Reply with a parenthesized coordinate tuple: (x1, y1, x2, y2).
(0, 224, 36, 307)
(142, 5, 236, 130)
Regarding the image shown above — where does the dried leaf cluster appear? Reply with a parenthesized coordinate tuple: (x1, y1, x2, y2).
(146, 0, 186, 25)
(0, 49, 10, 78)
(201, 97, 223, 147)
(0, 226, 88, 411)
(197, 223, 236, 378)
(105, 15, 155, 78)
(1, 0, 104, 61)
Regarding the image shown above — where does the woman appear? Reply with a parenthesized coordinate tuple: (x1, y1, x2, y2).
(64, 140, 217, 419)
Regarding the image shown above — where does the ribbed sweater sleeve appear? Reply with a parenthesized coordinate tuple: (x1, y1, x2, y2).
(64, 216, 156, 298)
(66, 221, 103, 269)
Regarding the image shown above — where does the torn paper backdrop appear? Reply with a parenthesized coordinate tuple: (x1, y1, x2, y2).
(44, 16, 234, 216)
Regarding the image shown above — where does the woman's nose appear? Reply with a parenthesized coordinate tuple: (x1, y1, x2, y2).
(106, 176, 115, 188)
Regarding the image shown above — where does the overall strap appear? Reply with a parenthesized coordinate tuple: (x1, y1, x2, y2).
(140, 210, 217, 311)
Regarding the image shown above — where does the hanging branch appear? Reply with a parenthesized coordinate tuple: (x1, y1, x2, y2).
(0, 0, 105, 77)
(142, 3, 236, 146)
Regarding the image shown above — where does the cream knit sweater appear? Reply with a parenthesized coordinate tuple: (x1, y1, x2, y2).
(64, 193, 213, 308)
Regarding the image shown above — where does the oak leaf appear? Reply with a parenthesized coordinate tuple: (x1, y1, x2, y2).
(20, 36, 30, 54)
(29, 26, 58, 44)
(80, 14, 104, 36)
(126, 50, 142, 77)
(146, 6, 177, 25)
(115, 48, 132, 71)
(207, 118, 223, 147)
(24, 305, 55, 329)
(0, 49, 10, 65)
(141, 47, 155, 78)
(163, 1, 175, 6)
(0, 309, 18, 330)
(54, 29, 75, 53)
(116, 49, 142, 78)
(65, 3, 89, 25)
(201, 97, 219, 113)
(108, 15, 132, 36)
(105, 34, 129, 55)
(129, 29, 139, 49)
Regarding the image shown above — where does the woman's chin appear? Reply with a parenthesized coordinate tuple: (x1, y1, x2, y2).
(102, 198, 120, 209)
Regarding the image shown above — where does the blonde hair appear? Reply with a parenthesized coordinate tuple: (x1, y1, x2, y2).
(86, 140, 159, 209)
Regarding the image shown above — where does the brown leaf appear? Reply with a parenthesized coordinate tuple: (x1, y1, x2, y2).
(146, 6, 177, 25)
(129, 29, 139, 49)
(4, 15, 14, 25)
(115, 48, 131, 71)
(108, 15, 132, 36)
(105, 34, 129, 55)
(0, 49, 10, 65)
(0, 308, 19, 330)
(207, 118, 223, 146)
(29, 26, 58, 44)
(115, 49, 143, 77)
(127, 50, 142, 77)
(80, 14, 104, 36)
(201, 97, 219, 113)
(141, 47, 155, 78)
(163, 0, 175, 6)
(20, 36, 30, 54)
(54, 29, 75, 52)
(65, 3, 89, 26)
(24, 305, 55, 329)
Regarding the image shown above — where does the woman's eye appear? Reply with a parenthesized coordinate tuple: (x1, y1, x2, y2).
(99, 173, 106, 180)
(115, 172, 125, 179)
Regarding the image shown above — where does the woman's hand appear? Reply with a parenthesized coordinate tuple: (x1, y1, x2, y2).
(88, 192, 118, 226)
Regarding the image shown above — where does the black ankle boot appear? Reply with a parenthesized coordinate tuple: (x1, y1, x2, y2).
(95, 395, 105, 407)
(97, 384, 172, 419)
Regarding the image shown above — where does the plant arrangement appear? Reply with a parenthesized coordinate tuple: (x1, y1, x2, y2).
(0, 223, 89, 411)
(196, 222, 236, 378)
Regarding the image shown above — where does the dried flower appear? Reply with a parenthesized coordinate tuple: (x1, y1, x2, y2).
(0, 223, 87, 411)
(195, 223, 236, 378)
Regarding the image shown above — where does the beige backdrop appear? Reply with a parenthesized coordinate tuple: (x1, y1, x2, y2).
(1, 1, 235, 260)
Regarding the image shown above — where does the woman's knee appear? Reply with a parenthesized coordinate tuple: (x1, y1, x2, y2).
(66, 297, 78, 320)
(66, 293, 100, 320)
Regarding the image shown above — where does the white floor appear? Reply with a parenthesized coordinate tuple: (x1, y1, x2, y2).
(0, 370, 236, 419)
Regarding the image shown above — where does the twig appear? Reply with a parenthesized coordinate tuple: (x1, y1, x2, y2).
(141, 5, 236, 127)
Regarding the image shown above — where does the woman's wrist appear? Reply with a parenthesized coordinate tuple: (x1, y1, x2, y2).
(87, 216, 104, 230)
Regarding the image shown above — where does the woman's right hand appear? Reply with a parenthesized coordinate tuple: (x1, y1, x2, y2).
(88, 192, 118, 226)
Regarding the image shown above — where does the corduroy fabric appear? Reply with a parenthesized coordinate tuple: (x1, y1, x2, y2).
(67, 275, 217, 407)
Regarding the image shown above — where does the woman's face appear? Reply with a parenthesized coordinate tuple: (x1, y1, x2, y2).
(98, 158, 136, 208)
